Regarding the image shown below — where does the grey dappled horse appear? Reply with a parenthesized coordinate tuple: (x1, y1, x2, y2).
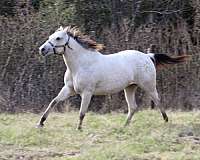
(37, 26, 188, 130)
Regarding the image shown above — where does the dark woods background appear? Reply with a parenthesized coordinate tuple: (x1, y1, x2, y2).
(0, 0, 199, 113)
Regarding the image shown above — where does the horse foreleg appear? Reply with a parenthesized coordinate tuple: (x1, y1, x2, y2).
(36, 85, 74, 128)
(77, 91, 92, 130)
(124, 85, 138, 126)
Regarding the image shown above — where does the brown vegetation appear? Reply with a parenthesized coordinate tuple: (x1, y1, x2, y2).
(0, 0, 199, 113)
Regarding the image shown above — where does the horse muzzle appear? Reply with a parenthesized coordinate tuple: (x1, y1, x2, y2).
(39, 47, 49, 56)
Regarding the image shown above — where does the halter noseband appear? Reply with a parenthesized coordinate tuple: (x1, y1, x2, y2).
(48, 35, 72, 55)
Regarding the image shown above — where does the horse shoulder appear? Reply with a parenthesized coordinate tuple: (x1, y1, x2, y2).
(72, 68, 97, 94)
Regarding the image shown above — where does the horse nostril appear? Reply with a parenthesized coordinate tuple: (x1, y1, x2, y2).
(41, 48, 45, 52)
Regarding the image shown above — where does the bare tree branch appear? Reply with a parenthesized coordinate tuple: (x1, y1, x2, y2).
(139, 9, 182, 15)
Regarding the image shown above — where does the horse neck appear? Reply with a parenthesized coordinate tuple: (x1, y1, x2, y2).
(62, 38, 101, 73)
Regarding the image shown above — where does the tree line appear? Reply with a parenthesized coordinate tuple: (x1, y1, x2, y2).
(0, 0, 199, 112)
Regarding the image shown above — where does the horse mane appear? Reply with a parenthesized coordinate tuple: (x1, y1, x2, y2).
(64, 26, 105, 51)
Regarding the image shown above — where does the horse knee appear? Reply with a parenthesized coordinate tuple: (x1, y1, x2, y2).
(129, 105, 137, 113)
(55, 86, 74, 102)
(55, 95, 65, 102)
(55, 93, 68, 102)
(154, 99, 160, 106)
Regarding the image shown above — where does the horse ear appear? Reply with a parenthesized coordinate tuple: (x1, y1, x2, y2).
(59, 26, 63, 30)
(56, 26, 64, 32)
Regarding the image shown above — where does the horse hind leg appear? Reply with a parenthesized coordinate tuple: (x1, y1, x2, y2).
(124, 84, 138, 126)
(151, 100, 155, 109)
(148, 89, 168, 122)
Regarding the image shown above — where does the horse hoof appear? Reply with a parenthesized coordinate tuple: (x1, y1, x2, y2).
(77, 126, 82, 131)
(35, 123, 44, 128)
(164, 117, 168, 122)
(124, 120, 130, 127)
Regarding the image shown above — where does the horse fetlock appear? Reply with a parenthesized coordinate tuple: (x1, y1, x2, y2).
(161, 112, 168, 122)
(35, 122, 44, 128)
(79, 113, 85, 121)
(40, 116, 47, 124)
(77, 125, 82, 131)
(35, 116, 46, 128)
(124, 120, 131, 127)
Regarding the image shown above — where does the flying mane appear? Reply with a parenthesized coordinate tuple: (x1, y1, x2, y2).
(64, 26, 104, 51)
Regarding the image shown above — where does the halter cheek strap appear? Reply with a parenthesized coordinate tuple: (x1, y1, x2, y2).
(64, 35, 73, 50)
(48, 35, 72, 55)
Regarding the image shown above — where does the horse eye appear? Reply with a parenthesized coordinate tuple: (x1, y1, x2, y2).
(56, 37, 61, 41)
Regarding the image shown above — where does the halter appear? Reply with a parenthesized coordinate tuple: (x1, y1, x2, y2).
(48, 35, 72, 55)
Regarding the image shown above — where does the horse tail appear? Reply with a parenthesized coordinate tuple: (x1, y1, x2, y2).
(149, 53, 190, 68)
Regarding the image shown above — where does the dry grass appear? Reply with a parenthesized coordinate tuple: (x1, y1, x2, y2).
(0, 110, 200, 160)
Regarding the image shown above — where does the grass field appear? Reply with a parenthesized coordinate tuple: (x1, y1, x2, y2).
(0, 110, 200, 160)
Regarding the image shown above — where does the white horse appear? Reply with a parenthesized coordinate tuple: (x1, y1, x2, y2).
(37, 26, 188, 130)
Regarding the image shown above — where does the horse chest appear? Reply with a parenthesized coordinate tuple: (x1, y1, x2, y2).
(71, 71, 95, 94)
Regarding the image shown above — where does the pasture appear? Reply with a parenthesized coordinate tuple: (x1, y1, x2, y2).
(1, 110, 200, 160)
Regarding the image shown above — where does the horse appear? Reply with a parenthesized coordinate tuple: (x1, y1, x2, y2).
(37, 26, 188, 130)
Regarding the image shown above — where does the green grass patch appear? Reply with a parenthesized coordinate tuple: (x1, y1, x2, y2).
(0, 110, 200, 160)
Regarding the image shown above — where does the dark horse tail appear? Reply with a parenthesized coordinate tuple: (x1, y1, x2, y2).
(150, 53, 190, 68)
